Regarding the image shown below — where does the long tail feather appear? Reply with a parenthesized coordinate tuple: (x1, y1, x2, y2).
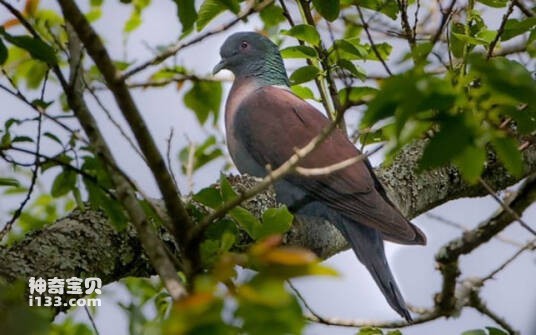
(337, 220, 412, 322)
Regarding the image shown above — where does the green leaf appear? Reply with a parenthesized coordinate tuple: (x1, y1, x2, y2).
(501, 18, 536, 41)
(215, 0, 239, 14)
(229, 206, 261, 238)
(196, 0, 226, 31)
(219, 174, 237, 202)
(290, 85, 315, 100)
(236, 278, 304, 335)
(0, 178, 19, 187)
(173, 0, 197, 34)
(336, 59, 366, 80)
(498, 105, 536, 135)
(280, 45, 317, 59)
(312, 0, 340, 21)
(357, 327, 384, 335)
(1, 33, 57, 65)
(486, 327, 508, 335)
(260, 4, 285, 28)
(339, 86, 378, 107)
(193, 186, 223, 209)
(365, 42, 393, 61)
(255, 206, 294, 239)
(51, 169, 77, 198)
(452, 32, 490, 46)
(84, 177, 128, 230)
(289, 65, 320, 85)
(0, 38, 7, 65)
(282, 24, 321, 46)
(86, 7, 102, 22)
(454, 145, 486, 183)
(470, 55, 536, 106)
(461, 330, 487, 335)
(450, 22, 467, 58)
(491, 137, 523, 177)
(477, 0, 508, 7)
(12, 136, 33, 143)
(358, 0, 399, 20)
(420, 116, 473, 170)
(332, 39, 368, 60)
(184, 81, 222, 125)
(124, 11, 142, 32)
(179, 135, 223, 174)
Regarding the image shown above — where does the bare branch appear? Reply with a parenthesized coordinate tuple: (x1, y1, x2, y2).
(0, 73, 47, 242)
(57, 0, 196, 274)
(435, 174, 536, 314)
(482, 238, 536, 282)
(487, 1, 516, 59)
(425, 212, 523, 247)
(479, 177, 536, 236)
(61, 18, 186, 299)
(305, 310, 441, 329)
(356, 5, 393, 76)
(469, 292, 519, 334)
(397, 0, 416, 48)
(295, 145, 382, 176)
(513, 0, 534, 17)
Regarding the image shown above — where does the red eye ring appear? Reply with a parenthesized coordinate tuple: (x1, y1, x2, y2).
(240, 41, 248, 49)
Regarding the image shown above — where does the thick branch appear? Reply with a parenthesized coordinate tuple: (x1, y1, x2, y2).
(2, 140, 535, 285)
(57, 0, 195, 271)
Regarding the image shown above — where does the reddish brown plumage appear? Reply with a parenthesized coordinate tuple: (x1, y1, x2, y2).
(231, 85, 426, 245)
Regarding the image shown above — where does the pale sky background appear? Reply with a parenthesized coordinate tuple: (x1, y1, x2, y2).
(0, 1, 535, 334)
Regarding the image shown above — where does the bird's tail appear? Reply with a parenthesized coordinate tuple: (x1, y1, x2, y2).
(338, 220, 412, 322)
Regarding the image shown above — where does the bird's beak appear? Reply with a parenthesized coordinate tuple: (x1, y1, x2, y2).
(212, 59, 227, 75)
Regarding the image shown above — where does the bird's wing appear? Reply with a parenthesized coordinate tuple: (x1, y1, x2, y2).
(234, 86, 425, 245)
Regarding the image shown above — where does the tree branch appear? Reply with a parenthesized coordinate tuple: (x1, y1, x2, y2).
(57, 0, 196, 274)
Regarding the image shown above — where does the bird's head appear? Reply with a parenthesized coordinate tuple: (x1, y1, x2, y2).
(213, 32, 289, 86)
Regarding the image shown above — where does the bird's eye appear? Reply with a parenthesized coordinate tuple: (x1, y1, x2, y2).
(240, 41, 248, 49)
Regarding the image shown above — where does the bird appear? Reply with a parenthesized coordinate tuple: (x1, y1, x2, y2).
(213, 31, 426, 321)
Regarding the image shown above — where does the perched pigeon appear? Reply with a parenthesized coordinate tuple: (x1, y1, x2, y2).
(213, 32, 426, 321)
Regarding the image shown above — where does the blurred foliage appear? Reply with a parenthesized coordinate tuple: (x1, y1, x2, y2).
(0, 0, 533, 334)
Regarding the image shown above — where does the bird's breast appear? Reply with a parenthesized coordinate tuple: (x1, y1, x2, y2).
(225, 79, 266, 177)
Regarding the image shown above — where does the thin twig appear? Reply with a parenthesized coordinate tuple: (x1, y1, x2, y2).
(185, 137, 196, 195)
(356, 5, 393, 76)
(435, 174, 536, 314)
(295, 145, 382, 176)
(61, 17, 187, 299)
(481, 238, 536, 282)
(430, 0, 457, 47)
(513, 0, 534, 17)
(397, 0, 416, 48)
(487, 1, 516, 59)
(0, 72, 48, 242)
(0, 70, 82, 143)
(120, 0, 274, 81)
(84, 305, 100, 335)
(83, 79, 146, 162)
(425, 212, 523, 247)
(305, 310, 441, 329)
(469, 292, 519, 334)
(479, 177, 536, 236)
(287, 281, 328, 324)
(412, 0, 421, 42)
(166, 128, 180, 193)
(58, 0, 197, 276)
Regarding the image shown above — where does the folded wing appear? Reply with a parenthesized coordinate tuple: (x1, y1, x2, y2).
(234, 86, 425, 245)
